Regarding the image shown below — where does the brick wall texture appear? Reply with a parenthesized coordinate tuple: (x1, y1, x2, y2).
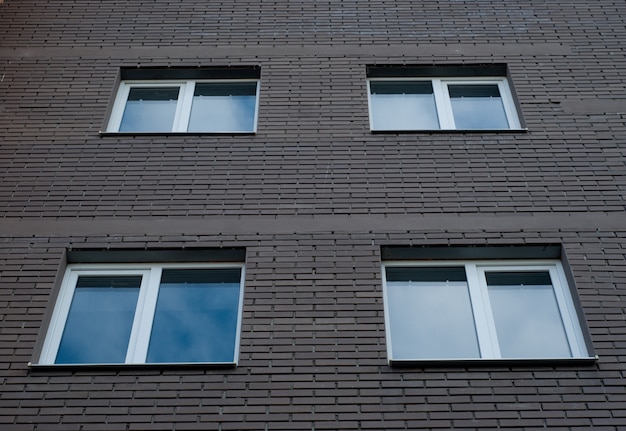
(1, 0, 626, 429)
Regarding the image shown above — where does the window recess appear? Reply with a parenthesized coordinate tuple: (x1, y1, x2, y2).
(105, 67, 260, 134)
(37, 263, 245, 366)
(367, 65, 523, 131)
(382, 259, 594, 365)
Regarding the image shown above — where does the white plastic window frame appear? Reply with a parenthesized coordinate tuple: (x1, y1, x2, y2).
(367, 77, 521, 131)
(38, 263, 246, 366)
(382, 260, 591, 363)
(106, 79, 260, 133)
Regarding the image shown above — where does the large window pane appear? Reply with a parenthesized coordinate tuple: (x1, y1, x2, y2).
(119, 87, 180, 132)
(448, 84, 509, 129)
(55, 276, 141, 364)
(486, 271, 572, 358)
(370, 81, 439, 130)
(188, 82, 257, 132)
(147, 268, 242, 363)
(386, 267, 480, 359)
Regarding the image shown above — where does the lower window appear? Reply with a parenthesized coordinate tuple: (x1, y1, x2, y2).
(382, 260, 592, 363)
(39, 264, 245, 365)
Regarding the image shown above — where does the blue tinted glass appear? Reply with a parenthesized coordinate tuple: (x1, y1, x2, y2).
(370, 81, 439, 130)
(188, 83, 257, 132)
(119, 87, 179, 132)
(386, 267, 480, 360)
(55, 276, 141, 364)
(487, 271, 571, 358)
(147, 269, 242, 363)
(448, 84, 509, 129)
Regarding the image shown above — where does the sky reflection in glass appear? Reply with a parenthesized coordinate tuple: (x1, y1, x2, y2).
(55, 276, 141, 364)
(119, 87, 179, 132)
(386, 267, 480, 359)
(448, 84, 509, 129)
(487, 271, 571, 358)
(188, 83, 257, 132)
(147, 269, 241, 363)
(370, 81, 439, 130)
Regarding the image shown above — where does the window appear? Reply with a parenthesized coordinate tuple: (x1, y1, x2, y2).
(38, 263, 245, 365)
(367, 65, 522, 131)
(382, 260, 592, 363)
(106, 68, 260, 133)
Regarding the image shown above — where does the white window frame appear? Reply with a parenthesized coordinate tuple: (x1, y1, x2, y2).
(367, 77, 521, 131)
(106, 79, 260, 133)
(382, 260, 592, 363)
(38, 263, 246, 366)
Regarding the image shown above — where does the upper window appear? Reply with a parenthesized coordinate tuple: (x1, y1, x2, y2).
(382, 260, 592, 363)
(367, 65, 522, 131)
(38, 263, 245, 365)
(106, 67, 260, 133)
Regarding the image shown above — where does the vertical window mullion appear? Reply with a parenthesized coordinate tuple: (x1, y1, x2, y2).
(466, 264, 500, 358)
(432, 79, 454, 129)
(172, 81, 194, 132)
(127, 266, 162, 363)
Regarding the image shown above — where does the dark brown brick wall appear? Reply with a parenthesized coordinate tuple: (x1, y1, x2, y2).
(1, 0, 626, 429)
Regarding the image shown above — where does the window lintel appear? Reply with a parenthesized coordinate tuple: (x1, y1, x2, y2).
(367, 64, 508, 78)
(120, 66, 261, 81)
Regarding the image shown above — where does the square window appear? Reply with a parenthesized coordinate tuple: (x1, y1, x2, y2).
(38, 264, 245, 365)
(367, 69, 522, 131)
(382, 260, 592, 363)
(107, 76, 259, 133)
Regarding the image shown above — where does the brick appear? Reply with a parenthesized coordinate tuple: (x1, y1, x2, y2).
(2, 0, 626, 430)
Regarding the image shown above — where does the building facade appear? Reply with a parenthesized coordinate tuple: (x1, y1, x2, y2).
(1, 0, 626, 429)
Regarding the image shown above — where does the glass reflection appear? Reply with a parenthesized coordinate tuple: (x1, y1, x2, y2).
(188, 82, 257, 132)
(55, 276, 141, 364)
(386, 267, 480, 359)
(486, 271, 571, 358)
(448, 84, 509, 129)
(147, 268, 242, 363)
(370, 81, 439, 130)
(119, 87, 180, 132)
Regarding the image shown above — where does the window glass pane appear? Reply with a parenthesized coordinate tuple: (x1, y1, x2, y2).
(55, 276, 141, 364)
(147, 268, 242, 363)
(119, 87, 179, 132)
(188, 82, 257, 132)
(486, 271, 572, 358)
(448, 84, 509, 129)
(386, 267, 480, 359)
(370, 81, 439, 130)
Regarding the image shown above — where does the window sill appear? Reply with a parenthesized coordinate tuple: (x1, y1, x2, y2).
(371, 128, 528, 134)
(388, 356, 598, 367)
(99, 131, 257, 137)
(28, 361, 237, 371)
